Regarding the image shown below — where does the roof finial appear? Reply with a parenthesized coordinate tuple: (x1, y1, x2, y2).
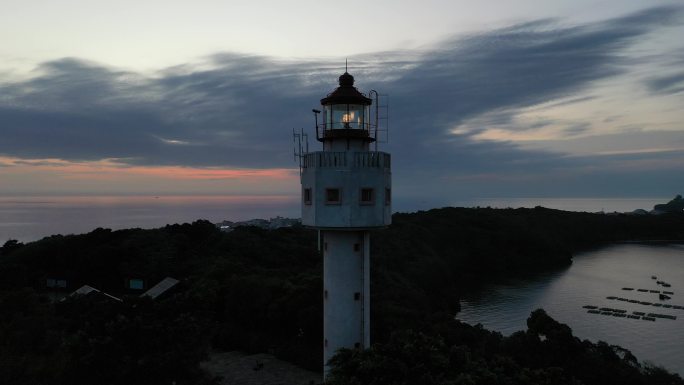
(345, 58, 348, 73)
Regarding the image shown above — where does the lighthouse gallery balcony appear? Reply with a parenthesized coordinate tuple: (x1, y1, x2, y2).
(302, 151, 391, 169)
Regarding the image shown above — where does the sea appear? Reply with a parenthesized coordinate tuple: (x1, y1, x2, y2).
(456, 243, 684, 376)
(0, 196, 667, 242)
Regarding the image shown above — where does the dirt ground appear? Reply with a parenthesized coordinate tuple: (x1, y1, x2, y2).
(201, 351, 322, 385)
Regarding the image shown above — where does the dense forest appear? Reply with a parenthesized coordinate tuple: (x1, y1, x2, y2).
(1, 207, 683, 384)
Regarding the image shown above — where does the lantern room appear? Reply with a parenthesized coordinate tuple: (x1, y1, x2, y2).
(317, 72, 374, 141)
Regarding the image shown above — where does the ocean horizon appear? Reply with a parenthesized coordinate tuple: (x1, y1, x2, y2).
(0, 195, 670, 243)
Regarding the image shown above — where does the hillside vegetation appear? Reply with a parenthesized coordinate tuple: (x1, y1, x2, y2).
(1, 207, 683, 384)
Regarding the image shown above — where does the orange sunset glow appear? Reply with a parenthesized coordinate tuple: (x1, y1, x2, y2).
(0, 156, 300, 196)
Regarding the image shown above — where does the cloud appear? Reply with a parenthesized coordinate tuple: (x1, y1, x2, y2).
(1, 5, 683, 199)
(646, 71, 684, 94)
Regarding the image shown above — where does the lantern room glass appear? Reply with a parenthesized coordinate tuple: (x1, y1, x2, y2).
(324, 104, 369, 130)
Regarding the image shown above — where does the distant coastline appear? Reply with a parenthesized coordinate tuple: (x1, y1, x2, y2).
(0, 195, 675, 242)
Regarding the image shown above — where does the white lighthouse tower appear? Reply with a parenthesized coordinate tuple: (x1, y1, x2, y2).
(299, 70, 391, 373)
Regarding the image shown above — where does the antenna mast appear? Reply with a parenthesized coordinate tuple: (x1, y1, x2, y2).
(292, 128, 308, 179)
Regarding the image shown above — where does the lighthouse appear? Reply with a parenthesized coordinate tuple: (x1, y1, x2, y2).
(299, 70, 391, 372)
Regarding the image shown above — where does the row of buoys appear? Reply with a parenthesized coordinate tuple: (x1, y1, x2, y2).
(586, 309, 656, 321)
(604, 296, 683, 309)
(647, 313, 677, 320)
(622, 288, 675, 295)
(584, 275, 677, 323)
(652, 275, 672, 288)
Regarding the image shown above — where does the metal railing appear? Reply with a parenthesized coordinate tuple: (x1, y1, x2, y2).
(302, 151, 390, 169)
(354, 152, 391, 168)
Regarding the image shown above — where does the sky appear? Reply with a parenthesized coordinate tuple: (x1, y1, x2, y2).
(1, 0, 683, 210)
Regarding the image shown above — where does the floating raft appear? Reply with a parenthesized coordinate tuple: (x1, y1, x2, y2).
(628, 287, 676, 293)
(603, 297, 684, 309)
(647, 313, 677, 320)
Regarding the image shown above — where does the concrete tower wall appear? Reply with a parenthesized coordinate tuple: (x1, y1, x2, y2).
(301, 151, 391, 228)
(298, 71, 390, 380)
(322, 230, 370, 369)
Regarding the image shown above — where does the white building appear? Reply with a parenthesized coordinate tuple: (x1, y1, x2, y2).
(299, 71, 391, 374)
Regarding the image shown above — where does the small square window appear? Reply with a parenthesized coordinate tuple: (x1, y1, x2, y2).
(354, 342, 361, 349)
(354, 292, 361, 301)
(325, 339, 328, 347)
(128, 279, 144, 290)
(353, 243, 360, 252)
(326, 188, 341, 204)
(324, 290, 328, 299)
(303, 188, 312, 205)
(385, 188, 391, 205)
(360, 188, 374, 205)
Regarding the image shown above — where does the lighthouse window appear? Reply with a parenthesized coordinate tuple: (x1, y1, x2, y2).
(303, 188, 312, 205)
(325, 188, 341, 204)
(385, 188, 391, 205)
(360, 188, 374, 204)
(354, 292, 361, 301)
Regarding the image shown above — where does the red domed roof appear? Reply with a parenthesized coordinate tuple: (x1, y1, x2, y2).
(320, 72, 372, 106)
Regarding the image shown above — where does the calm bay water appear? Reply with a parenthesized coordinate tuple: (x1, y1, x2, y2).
(0, 196, 667, 242)
(456, 243, 684, 375)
